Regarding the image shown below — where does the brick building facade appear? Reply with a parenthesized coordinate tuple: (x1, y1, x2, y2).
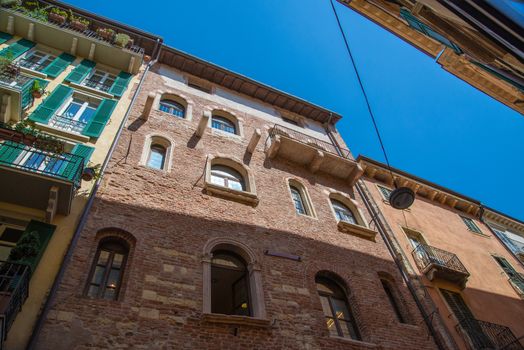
(33, 46, 441, 350)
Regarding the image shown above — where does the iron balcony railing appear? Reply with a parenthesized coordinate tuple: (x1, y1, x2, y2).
(0, 141, 84, 188)
(508, 272, 524, 296)
(82, 78, 112, 93)
(48, 114, 88, 134)
(1, 2, 145, 55)
(412, 244, 469, 275)
(17, 58, 49, 72)
(269, 124, 352, 159)
(456, 317, 524, 350)
(0, 261, 30, 350)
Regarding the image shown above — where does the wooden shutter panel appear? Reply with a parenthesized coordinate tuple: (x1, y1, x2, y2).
(0, 38, 35, 58)
(28, 84, 73, 124)
(82, 99, 117, 138)
(0, 141, 24, 165)
(64, 59, 96, 84)
(10, 220, 56, 274)
(41, 52, 75, 78)
(108, 71, 132, 98)
(0, 32, 13, 45)
(59, 144, 94, 180)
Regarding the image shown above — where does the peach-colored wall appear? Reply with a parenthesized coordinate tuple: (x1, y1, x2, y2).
(361, 177, 524, 349)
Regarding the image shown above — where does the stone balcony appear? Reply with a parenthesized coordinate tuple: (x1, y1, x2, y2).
(265, 124, 363, 186)
(412, 243, 469, 289)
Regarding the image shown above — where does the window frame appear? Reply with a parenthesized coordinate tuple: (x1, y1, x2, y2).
(330, 198, 357, 225)
(82, 68, 117, 93)
(19, 49, 56, 72)
(49, 93, 100, 135)
(159, 99, 185, 118)
(147, 144, 167, 170)
(380, 278, 407, 324)
(460, 216, 482, 234)
(210, 164, 246, 192)
(288, 180, 315, 218)
(140, 134, 173, 172)
(85, 239, 128, 301)
(211, 115, 236, 134)
(377, 184, 392, 201)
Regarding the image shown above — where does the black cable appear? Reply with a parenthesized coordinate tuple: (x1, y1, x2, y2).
(329, 0, 397, 186)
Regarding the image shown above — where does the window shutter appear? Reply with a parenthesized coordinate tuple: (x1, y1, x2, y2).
(108, 71, 132, 98)
(0, 141, 24, 164)
(0, 32, 13, 45)
(41, 52, 75, 78)
(59, 144, 94, 180)
(8, 220, 56, 274)
(82, 99, 117, 138)
(28, 84, 73, 124)
(64, 59, 96, 84)
(0, 38, 35, 59)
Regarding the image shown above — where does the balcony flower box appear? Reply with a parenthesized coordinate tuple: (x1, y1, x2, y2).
(71, 18, 89, 32)
(96, 28, 115, 42)
(48, 10, 67, 25)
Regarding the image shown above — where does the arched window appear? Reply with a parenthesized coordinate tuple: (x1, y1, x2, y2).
(159, 99, 185, 118)
(316, 275, 360, 340)
(211, 115, 236, 134)
(211, 250, 251, 316)
(290, 185, 307, 215)
(380, 279, 406, 323)
(86, 239, 128, 300)
(331, 199, 357, 225)
(147, 144, 166, 170)
(210, 165, 245, 191)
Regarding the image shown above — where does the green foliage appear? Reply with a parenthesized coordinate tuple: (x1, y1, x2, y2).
(114, 33, 130, 48)
(0, 55, 14, 73)
(0, 0, 21, 7)
(49, 6, 67, 19)
(8, 119, 65, 153)
(31, 79, 40, 92)
(96, 27, 115, 38)
(8, 231, 40, 262)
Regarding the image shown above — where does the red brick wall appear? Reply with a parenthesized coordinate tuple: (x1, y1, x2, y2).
(35, 65, 438, 350)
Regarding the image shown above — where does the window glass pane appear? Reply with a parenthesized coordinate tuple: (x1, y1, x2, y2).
(87, 285, 99, 297)
(103, 287, 116, 300)
(63, 101, 82, 118)
(290, 187, 306, 214)
(212, 116, 236, 134)
(112, 253, 124, 268)
(326, 318, 339, 336)
(319, 295, 332, 317)
(91, 266, 105, 285)
(210, 174, 225, 187)
(147, 146, 166, 169)
(332, 298, 351, 321)
(97, 250, 110, 265)
(228, 179, 243, 191)
(159, 100, 185, 118)
(79, 106, 96, 124)
(106, 269, 121, 290)
(339, 320, 359, 339)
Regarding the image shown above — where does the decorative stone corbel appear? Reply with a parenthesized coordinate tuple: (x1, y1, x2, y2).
(196, 111, 211, 137)
(141, 92, 156, 121)
(247, 128, 261, 154)
(309, 150, 324, 173)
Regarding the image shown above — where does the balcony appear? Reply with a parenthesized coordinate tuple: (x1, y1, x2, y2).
(456, 318, 524, 350)
(412, 244, 469, 289)
(0, 65, 35, 123)
(0, 261, 30, 350)
(266, 124, 363, 185)
(0, 130, 83, 218)
(0, 1, 148, 74)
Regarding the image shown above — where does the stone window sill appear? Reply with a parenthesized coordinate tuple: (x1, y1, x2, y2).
(204, 182, 259, 206)
(328, 336, 377, 348)
(202, 313, 270, 328)
(35, 122, 90, 143)
(467, 229, 490, 238)
(337, 221, 377, 241)
(19, 66, 48, 79)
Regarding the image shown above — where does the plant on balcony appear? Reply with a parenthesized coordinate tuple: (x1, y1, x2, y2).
(8, 231, 40, 264)
(22, 0, 38, 9)
(48, 7, 67, 24)
(31, 79, 45, 98)
(114, 33, 132, 48)
(0, 0, 21, 7)
(96, 27, 115, 42)
(82, 163, 102, 181)
(8, 120, 65, 154)
(0, 54, 19, 79)
(69, 10, 90, 32)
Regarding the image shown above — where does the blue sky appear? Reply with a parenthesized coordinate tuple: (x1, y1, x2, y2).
(68, 0, 524, 219)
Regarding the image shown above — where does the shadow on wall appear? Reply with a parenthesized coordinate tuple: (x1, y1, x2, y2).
(32, 197, 524, 350)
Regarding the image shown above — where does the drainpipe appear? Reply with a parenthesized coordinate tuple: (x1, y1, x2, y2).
(479, 206, 524, 269)
(323, 119, 456, 348)
(27, 38, 162, 349)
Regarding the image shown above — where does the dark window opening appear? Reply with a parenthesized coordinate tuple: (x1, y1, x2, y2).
(86, 240, 128, 300)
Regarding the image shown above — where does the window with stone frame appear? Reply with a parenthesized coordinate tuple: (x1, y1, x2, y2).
(159, 99, 185, 118)
(330, 199, 357, 225)
(147, 144, 167, 170)
(85, 238, 128, 300)
(460, 216, 482, 234)
(210, 165, 245, 191)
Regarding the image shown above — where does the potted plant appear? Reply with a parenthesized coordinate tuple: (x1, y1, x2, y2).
(82, 163, 102, 182)
(31, 80, 44, 98)
(114, 33, 131, 48)
(22, 0, 38, 9)
(96, 27, 115, 41)
(47, 7, 67, 24)
(70, 13, 90, 32)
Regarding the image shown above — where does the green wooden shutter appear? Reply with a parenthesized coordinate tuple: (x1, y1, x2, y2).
(64, 59, 96, 84)
(108, 71, 132, 98)
(59, 144, 94, 180)
(0, 38, 35, 59)
(28, 84, 73, 124)
(41, 52, 75, 78)
(0, 141, 24, 165)
(9, 220, 56, 274)
(0, 32, 13, 45)
(82, 99, 117, 138)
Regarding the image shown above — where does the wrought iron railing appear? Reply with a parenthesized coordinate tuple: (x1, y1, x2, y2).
(456, 317, 524, 350)
(268, 124, 352, 159)
(0, 65, 34, 110)
(0, 140, 83, 188)
(82, 78, 112, 92)
(411, 244, 469, 275)
(48, 114, 88, 134)
(0, 261, 30, 348)
(1, 2, 145, 55)
(17, 58, 49, 72)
